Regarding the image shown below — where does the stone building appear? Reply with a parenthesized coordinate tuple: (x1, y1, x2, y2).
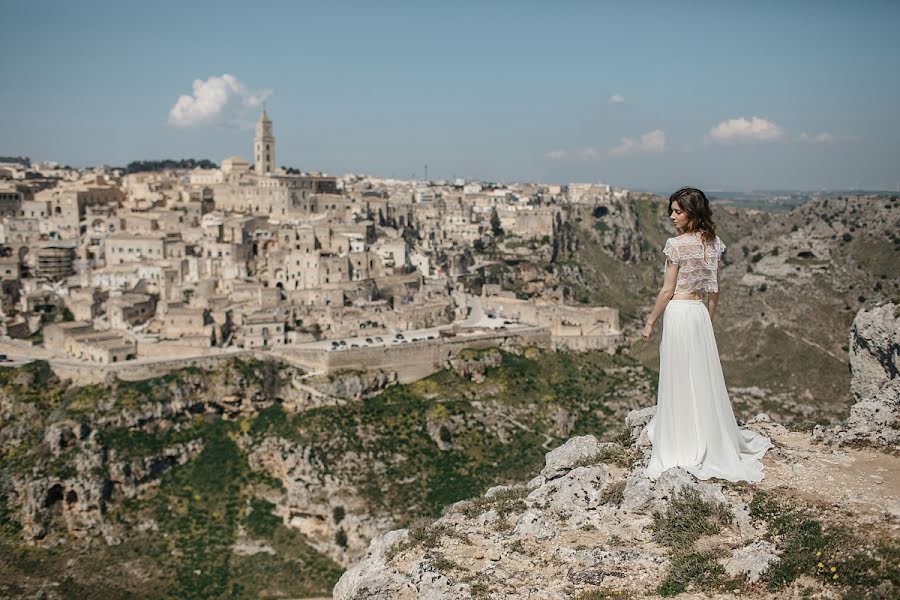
(44, 321, 137, 363)
(34, 242, 76, 281)
(104, 233, 185, 265)
(35, 176, 124, 239)
(107, 293, 157, 329)
(254, 109, 275, 176)
(161, 305, 214, 344)
(0, 184, 23, 217)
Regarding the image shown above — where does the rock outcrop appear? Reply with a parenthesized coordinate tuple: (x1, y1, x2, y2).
(334, 410, 898, 599)
(244, 435, 394, 567)
(446, 348, 503, 383)
(816, 303, 899, 446)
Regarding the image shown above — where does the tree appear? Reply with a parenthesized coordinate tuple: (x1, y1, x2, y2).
(490, 207, 503, 237)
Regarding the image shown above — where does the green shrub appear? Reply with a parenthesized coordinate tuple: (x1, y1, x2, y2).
(656, 550, 726, 597)
(651, 487, 733, 549)
(245, 498, 280, 538)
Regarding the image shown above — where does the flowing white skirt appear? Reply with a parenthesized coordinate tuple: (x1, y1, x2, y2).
(643, 299, 772, 483)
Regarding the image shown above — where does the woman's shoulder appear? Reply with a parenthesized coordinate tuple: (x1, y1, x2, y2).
(670, 232, 700, 245)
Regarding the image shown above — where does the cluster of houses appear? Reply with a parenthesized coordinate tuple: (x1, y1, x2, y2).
(0, 113, 625, 367)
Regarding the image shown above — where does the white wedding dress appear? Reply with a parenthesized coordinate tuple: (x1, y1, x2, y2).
(643, 235, 772, 483)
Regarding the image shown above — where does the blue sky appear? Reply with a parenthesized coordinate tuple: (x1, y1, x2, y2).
(2, 0, 899, 191)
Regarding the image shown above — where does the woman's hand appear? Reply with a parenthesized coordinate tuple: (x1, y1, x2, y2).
(641, 323, 653, 341)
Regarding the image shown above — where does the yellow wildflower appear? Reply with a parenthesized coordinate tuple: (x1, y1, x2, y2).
(815, 551, 821, 557)
(830, 566, 837, 572)
(817, 562, 825, 568)
(832, 574, 839, 580)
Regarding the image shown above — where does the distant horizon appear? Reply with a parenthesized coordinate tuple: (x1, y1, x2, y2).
(6, 153, 900, 196)
(2, 1, 898, 191)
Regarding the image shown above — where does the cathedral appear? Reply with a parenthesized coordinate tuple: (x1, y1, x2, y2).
(205, 109, 339, 217)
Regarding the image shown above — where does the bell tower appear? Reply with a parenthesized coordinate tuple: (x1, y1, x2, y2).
(254, 107, 275, 175)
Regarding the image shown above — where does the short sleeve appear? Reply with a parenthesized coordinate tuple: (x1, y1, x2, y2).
(714, 237, 726, 259)
(663, 238, 679, 265)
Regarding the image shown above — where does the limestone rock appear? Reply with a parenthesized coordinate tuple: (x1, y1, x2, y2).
(445, 348, 502, 383)
(815, 303, 899, 447)
(310, 369, 397, 401)
(625, 405, 656, 448)
(44, 420, 91, 456)
(849, 302, 899, 401)
(332, 528, 413, 599)
(721, 540, 780, 583)
(527, 465, 608, 514)
(540, 434, 606, 479)
(107, 439, 204, 500)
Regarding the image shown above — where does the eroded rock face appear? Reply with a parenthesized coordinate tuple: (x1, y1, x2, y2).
(850, 302, 899, 401)
(14, 431, 203, 544)
(107, 440, 204, 500)
(4, 359, 294, 547)
(245, 435, 393, 567)
(816, 303, 899, 446)
(446, 348, 503, 383)
(309, 369, 397, 401)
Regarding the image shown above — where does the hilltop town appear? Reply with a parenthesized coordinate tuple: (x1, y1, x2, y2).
(0, 111, 625, 383)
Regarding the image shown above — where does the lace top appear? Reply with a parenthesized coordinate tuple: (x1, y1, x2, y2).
(663, 233, 726, 294)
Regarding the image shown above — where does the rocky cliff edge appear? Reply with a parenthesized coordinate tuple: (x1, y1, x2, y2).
(333, 305, 900, 599)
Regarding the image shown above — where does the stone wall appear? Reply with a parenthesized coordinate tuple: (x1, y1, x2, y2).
(273, 327, 551, 384)
(48, 350, 256, 385)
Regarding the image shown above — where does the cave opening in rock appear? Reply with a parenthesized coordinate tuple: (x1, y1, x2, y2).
(45, 484, 64, 508)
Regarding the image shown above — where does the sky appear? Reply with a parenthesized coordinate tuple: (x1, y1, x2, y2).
(2, 0, 899, 191)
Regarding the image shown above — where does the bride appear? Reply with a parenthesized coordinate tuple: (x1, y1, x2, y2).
(639, 187, 772, 482)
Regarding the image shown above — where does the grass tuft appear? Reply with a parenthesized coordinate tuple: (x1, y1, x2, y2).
(458, 485, 529, 519)
(651, 486, 733, 548)
(656, 550, 727, 597)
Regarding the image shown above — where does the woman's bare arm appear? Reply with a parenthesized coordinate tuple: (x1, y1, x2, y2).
(641, 261, 678, 340)
(707, 264, 721, 323)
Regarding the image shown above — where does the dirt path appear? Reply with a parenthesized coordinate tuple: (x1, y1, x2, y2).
(753, 422, 900, 524)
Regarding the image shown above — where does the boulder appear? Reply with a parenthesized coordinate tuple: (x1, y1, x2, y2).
(540, 435, 607, 479)
(722, 540, 780, 584)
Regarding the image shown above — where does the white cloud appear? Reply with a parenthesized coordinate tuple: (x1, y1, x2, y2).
(609, 129, 666, 156)
(544, 149, 567, 160)
(798, 131, 835, 144)
(580, 147, 599, 159)
(608, 94, 625, 104)
(707, 116, 785, 145)
(168, 74, 272, 128)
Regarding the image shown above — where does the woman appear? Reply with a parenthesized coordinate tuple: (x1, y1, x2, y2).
(640, 187, 772, 482)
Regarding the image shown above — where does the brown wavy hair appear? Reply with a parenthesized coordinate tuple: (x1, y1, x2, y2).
(668, 187, 717, 244)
